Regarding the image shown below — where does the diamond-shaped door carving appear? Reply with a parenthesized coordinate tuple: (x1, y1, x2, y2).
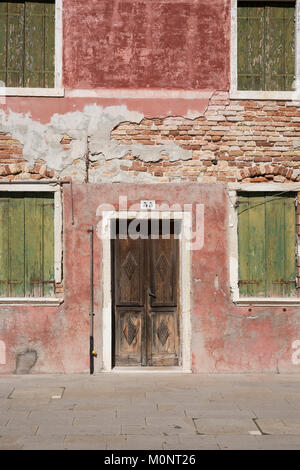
(123, 316, 138, 346)
(156, 253, 169, 281)
(157, 319, 170, 346)
(122, 251, 137, 280)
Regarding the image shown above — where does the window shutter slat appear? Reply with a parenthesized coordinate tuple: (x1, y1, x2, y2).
(6, 1, 24, 87)
(9, 195, 25, 297)
(238, 194, 267, 297)
(0, 197, 9, 297)
(0, 3, 7, 85)
(283, 196, 297, 296)
(248, 194, 266, 297)
(238, 3, 264, 91)
(265, 4, 295, 91)
(44, 2, 55, 88)
(24, 1, 45, 88)
(265, 194, 286, 296)
(42, 195, 55, 297)
(25, 193, 43, 297)
(238, 195, 250, 297)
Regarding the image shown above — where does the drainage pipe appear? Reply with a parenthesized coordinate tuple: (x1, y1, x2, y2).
(88, 225, 96, 374)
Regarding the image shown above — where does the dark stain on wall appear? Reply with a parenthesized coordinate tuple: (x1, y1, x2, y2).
(15, 350, 38, 374)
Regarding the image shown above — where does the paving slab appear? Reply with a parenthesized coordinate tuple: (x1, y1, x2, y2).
(185, 408, 256, 419)
(215, 435, 262, 450)
(8, 387, 64, 399)
(27, 411, 74, 426)
(0, 435, 24, 450)
(73, 410, 117, 423)
(0, 424, 38, 436)
(122, 435, 175, 450)
(22, 436, 66, 450)
(0, 386, 14, 399)
(251, 435, 300, 450)
(64, 434, 126, 450)
(256, 418, 300, 435)
(176, 434, 219, 450)
(37, 423, 123, 436)
(194, 418, 259, 435)
(1, 373, 300, 449)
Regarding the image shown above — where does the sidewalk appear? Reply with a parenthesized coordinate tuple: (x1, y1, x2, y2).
(1, 372, 300, 450)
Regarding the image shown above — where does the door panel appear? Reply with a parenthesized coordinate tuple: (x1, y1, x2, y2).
(150, 237, 178, 307)
(115, 237, 144, 306)
(114, 309, 144, 366)
(148, 310, 179, 366)
(112, 220, 180, 367)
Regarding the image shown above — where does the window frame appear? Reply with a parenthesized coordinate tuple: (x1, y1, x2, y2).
(230, 0, 300, 100)
(0, 0, 64, 98)
(228, 183, 300, 305)
(0, 183, 63, 305)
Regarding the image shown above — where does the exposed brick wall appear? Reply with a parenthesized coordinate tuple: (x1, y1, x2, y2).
(60, 134, 73, 151)
(0, 134, 55, 180)
(111, 92, 300, 183)
(0, 133, 23, 163)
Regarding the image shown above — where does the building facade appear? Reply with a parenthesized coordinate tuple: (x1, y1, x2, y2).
(1, 0, 300, 373)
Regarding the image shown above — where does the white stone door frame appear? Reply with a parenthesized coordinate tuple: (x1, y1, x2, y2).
(98, 210, 192, 373)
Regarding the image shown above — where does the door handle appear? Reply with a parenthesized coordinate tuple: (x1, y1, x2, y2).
(148, 288, 156, 298)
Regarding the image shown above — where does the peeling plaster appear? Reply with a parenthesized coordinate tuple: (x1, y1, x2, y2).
(0, 104, 193, 182)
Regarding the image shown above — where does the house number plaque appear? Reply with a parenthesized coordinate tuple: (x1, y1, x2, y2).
(140, 200, 156, 210)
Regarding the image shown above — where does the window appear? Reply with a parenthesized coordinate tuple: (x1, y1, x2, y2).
(237, 192, 297, 298)
(238, 1, 295, 91)
(0, 0, 63, 96)
(0, 192, 55, 298)
(231, 0, 300, 99)
(0, 1, 55, 88)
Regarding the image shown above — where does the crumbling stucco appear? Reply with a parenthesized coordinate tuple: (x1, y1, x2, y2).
(0, 105, 193, 182)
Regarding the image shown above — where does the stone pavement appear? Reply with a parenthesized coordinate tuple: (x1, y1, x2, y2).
(1, 372, 300, 450)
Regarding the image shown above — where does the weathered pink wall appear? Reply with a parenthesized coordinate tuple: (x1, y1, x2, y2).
(0, 96, 210, 124)
(1, 183, 300, 374)
(0, 0, 231, 119)
(63, 0, 230, 91)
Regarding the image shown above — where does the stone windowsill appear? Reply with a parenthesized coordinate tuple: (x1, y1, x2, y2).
(0, 297, 63, 306)
(0, 88, 65, 97)
(229, 90, 297, 101)
(234, 298, 300, 307)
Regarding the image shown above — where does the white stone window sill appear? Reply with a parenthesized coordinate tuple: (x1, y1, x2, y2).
(235, 298, 300, 307)
(230, 90, 297, 101)
(0, 297, 63, 306)
(0, 88, 65, 97)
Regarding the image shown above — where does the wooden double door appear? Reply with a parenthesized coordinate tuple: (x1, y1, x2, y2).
(112, 220, 180, 367)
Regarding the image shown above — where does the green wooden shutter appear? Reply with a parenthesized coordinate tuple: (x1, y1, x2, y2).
(9, 194, 25, 296)
(44, 2, 55, 88)
(0, 197, 9, 296)
(24, 193, 55, 297)
(238, 1, 295, 91)
(0, 193, 54, 298)
(0, 1, 55, 88)
(238, 193, 296, 297)
(238, 3, 265, 91)
(0, 2, 25, 87)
